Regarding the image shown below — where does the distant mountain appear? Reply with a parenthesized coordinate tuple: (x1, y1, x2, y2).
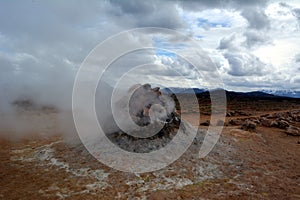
(227, 91, 276, 98)
(162, 87, 299, 99)
(261, 89, 300, 98)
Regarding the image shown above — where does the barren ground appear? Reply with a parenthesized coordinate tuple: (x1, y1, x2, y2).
(1, 97, 300, 200)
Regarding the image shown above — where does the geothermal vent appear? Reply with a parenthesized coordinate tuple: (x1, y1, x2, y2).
(105, 84, 192, 153)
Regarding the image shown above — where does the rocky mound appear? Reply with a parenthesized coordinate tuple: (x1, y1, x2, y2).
(105, 84, 196, 153)
(107, 112, 183, 153)
(230, 110, 300, 136)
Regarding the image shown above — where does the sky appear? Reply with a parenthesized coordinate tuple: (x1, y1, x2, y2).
(0, 0, 300, 107)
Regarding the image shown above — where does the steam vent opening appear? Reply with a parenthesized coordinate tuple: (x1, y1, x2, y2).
(106, 83, 184, 153)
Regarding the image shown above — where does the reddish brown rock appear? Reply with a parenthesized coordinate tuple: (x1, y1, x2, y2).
(285, 126, 300, 136)
(260, 118, 273, 127)
(228, 119, 243, 126)
(241, 120, 256, 132)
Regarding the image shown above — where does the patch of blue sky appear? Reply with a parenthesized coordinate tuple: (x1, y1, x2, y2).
(155, 49, 176, 57)
(197, 18, 231, 28)
(0, 46, 11, 53)
(195, 35, 204, 39)
(152, 36, 186, 57)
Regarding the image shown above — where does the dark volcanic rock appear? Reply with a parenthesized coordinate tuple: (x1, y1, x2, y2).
(285, 126, 300, 136)
(200, 120, 210, 126)
(105, 84, 191, 153)
(260, 118, 273, 127)
(228, 118, 243, 126)
(227, 111, 250, 117)
(241, 120, 256, 132)
(259, 110, 300, 129)
(276, 120, 289, 129)
(108, 112, 183, 153)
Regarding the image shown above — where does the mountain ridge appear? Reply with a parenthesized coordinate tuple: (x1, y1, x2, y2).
(161, 87, 300, 99)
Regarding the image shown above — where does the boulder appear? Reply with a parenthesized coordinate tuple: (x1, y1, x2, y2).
(276, 120, 289, 129)
(260, 118, 273, 127)
(200, 120, 210, 126)
(227, 111, 250, 117)
(248, 117, 260, 124)
(270, 120, 278, 127)
(227, 111, 235, 117)
(260, 114, 270, 118)
(236, 111, 250, 116)
(226, 112, 232, 117)
(241, 120, 256, 132)
(228, 119, 243, 126)
(266, 114, 276, 119)
(285, 126, 300, 136)
(292, 114, 300, 122)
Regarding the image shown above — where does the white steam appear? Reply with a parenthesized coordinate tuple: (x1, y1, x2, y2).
(97, 83, 176, 138)
(0, 53, 176, 143)
(0, 62, 76, 140)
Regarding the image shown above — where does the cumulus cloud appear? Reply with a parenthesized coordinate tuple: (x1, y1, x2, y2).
(217, 30, 268, 78)
(224, 52, 267, 76)
(1, 0, 298, 96)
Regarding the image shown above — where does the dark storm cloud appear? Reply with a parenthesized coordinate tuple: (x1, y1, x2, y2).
(292, 8, 300, 23)
(279, 2, 290, 8)
(243, 30, 270, 47)
(295, 54, 300, 63)
(241, 8, 270, 30)
(0, 0, 116, 112)
(218, 34, 236, 50)
(110, 0, 155, 15)
(277, 2, 300, 26)
(291, 76, 300, 84)
(0, 1, 121, 67)
(277, 2, 300, 20)
(177, 0, 268, 11)
(109, 0, 185, 29)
